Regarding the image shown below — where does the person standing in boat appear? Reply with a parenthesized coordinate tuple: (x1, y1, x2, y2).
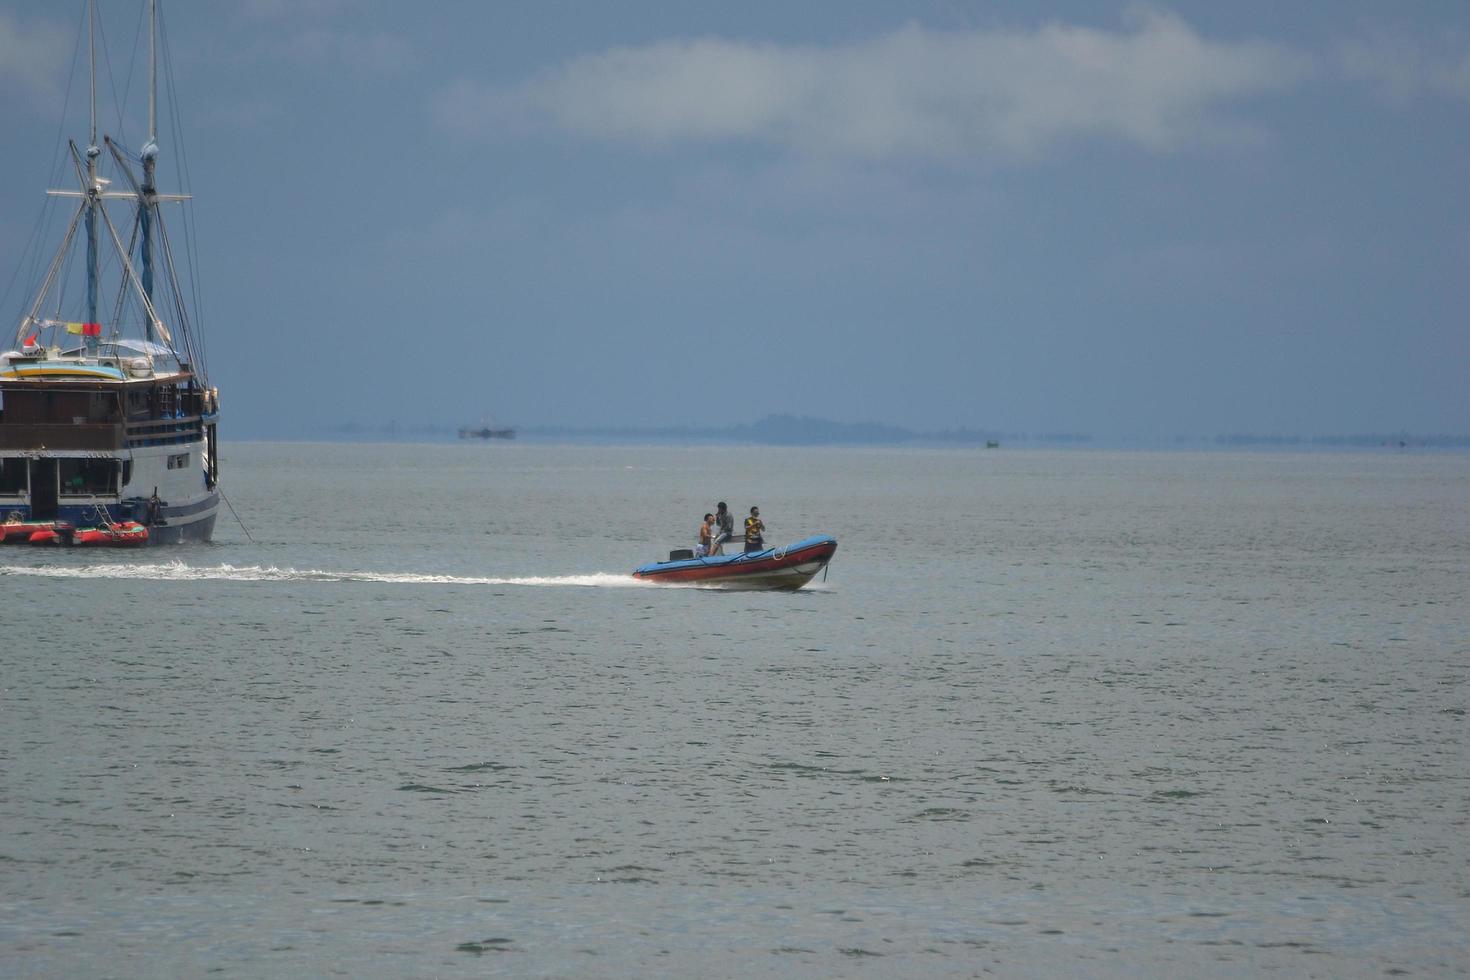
(744, 506, 765, 553)
(695, 513, 715, 558)
(710, 501, 734, 555)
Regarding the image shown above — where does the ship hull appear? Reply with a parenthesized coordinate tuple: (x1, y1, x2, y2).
(0, 419, 220, 545)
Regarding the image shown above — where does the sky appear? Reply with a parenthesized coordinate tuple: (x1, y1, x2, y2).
(1, 0, 1467, 440)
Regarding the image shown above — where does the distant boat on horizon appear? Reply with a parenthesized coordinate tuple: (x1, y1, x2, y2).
(459, 420, 516, 440)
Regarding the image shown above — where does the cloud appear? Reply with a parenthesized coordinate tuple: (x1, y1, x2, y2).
(1334, 35, 1470, 103)
(0, 11, 72, 114)
(237, 0, 356, 22)
(435, 9, 1309, 160)
(274, 29, 417, 73)
(229, 3, 415, 75)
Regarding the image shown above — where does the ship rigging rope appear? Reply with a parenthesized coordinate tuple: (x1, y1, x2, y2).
(107, 216, 141, 340)
(55, 220, 83, 326)
(159, 8, 210, 376)
(92, 4, 126, 145)
(0, 193, 65, 332)
(118, 3, 147, 139)
(154, 208, 199, 367)
(45, 4, 87, 190)
(217, 486, 255, 543)
(97, 197, 170, 352)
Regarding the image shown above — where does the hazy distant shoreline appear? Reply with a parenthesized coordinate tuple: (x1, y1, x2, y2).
(236, 414, 1470, 450)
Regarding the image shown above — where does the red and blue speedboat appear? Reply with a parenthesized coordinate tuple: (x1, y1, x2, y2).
(632, 535, 837, 590)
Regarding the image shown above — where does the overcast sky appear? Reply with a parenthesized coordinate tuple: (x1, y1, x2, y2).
(2, 1, 1467, 438)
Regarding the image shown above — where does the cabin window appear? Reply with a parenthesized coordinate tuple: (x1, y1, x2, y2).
(0, 459, 26, 497)
(166, 452, 190, 469)
(89, 392, 114, 422)
(127, 390, 150, 419)
(58, 458, 119, 497)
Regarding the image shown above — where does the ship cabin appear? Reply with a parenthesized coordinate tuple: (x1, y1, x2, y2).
(0, 342, 218, 521)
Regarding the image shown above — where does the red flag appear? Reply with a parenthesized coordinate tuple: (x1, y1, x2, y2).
(82, 323, 102, 336)
(23, 334, 38, 347)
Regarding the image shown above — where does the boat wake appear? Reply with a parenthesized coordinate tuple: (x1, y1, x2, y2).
(0, 561, 652, 588)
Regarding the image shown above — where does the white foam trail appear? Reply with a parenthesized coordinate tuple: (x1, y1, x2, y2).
(0, 561, 655, 588)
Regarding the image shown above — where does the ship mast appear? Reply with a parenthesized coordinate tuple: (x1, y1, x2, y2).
(84, 0, 100, 352)
(18, 0, 190, 357)
(140, 0, 158, 339)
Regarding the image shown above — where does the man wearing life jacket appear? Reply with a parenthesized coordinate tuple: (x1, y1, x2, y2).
(744, 506, 765, 553)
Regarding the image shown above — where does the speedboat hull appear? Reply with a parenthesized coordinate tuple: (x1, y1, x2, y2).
(633, 535, 837, 590)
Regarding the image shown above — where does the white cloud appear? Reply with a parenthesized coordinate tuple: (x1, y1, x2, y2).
(1335, 35, 1470, 103)
(435, 9, 1309, 160)
(0, 11, 71, 114)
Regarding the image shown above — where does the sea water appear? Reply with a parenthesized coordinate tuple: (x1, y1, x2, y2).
(1, 442, 1466, 977)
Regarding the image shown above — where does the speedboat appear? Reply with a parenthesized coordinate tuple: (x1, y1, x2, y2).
(632, 535, 837, 590)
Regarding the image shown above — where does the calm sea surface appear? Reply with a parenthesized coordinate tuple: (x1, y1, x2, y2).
(1, 442, 1466, 977)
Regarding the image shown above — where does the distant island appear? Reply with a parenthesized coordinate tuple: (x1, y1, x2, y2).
(522, 415, 1089, 446)
(315, 414, 1064, 445)
(1202, 432, 1470, 449)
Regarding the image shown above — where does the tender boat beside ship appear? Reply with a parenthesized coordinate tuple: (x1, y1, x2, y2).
(1, 518, 149, 547)
(632, 535, 838, 590)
